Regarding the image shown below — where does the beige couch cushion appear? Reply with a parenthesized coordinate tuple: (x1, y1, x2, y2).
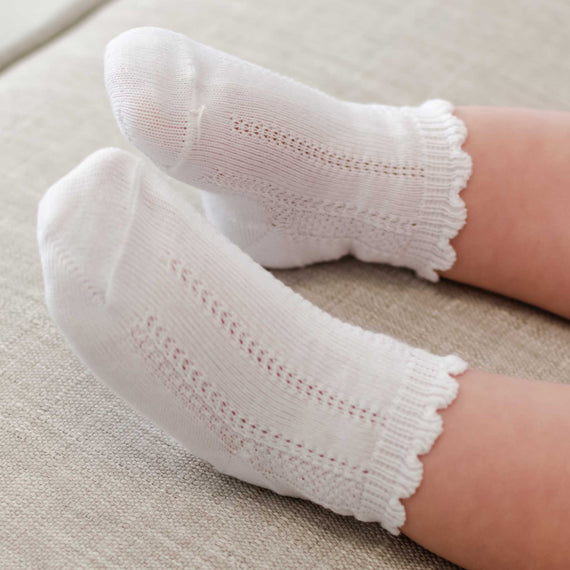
(1, 0, 570, 568)
(0, 0, 109, 70)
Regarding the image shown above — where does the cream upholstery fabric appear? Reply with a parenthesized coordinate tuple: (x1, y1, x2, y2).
(0, 0, 109, 70)
(2, 0, 570, 568)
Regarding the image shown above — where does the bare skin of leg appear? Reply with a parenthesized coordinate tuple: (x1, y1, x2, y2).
(400, 108, 570, 568)
(402, 370, 570, 569)
(440, 106, 570, 319)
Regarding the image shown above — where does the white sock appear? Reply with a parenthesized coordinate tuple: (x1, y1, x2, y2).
(38, 148, 468, 535)
(104, 27, 472, 282)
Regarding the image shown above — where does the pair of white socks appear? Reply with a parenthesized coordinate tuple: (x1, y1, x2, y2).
(38, 27, 471, 534)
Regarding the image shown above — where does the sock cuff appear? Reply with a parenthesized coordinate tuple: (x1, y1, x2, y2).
(404, 99, 472, 282)
(357, 349, 468, 535)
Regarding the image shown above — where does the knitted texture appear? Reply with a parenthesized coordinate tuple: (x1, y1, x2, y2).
(37, 148, 468, 535)
(105, 27, 472, 281)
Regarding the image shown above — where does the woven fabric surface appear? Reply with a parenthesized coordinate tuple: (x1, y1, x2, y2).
(1, 0, 570, 568)
(0, 0, 110, 71)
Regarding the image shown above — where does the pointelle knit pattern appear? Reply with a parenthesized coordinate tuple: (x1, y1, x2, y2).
(37, 148, 468, 535)
(105, 27, 472, 281)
